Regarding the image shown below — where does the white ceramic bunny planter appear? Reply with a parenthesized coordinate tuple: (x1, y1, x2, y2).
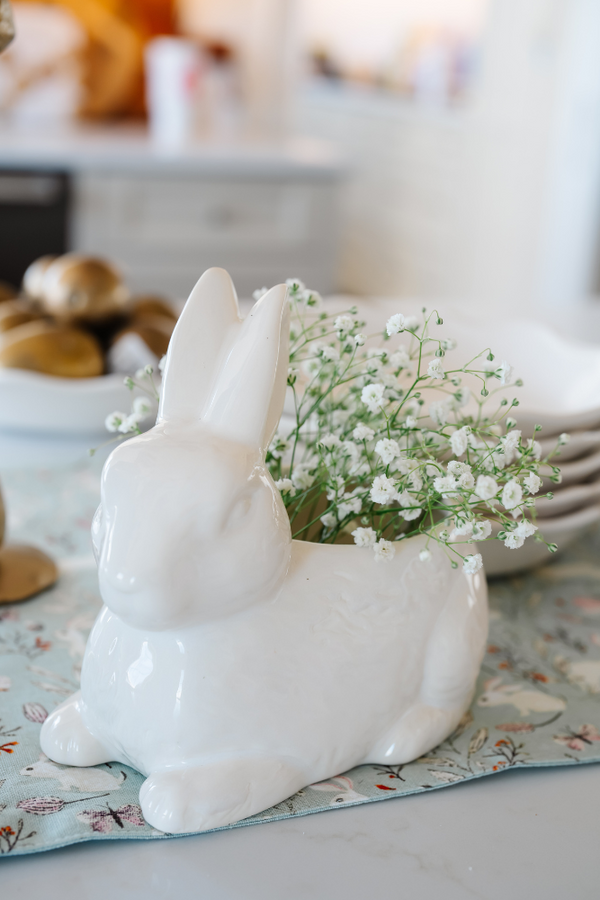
(41, 268, 488, 834)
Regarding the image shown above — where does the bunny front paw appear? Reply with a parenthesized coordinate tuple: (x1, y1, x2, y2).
(139, 757, 308, 834)
(40, 690, 115, 767)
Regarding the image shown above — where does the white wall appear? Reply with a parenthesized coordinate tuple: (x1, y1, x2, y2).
(298, 0, 600, 322)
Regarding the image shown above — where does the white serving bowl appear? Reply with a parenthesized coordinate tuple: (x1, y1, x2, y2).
(479, 503, 600, 577)
(0, 368, 134, 436)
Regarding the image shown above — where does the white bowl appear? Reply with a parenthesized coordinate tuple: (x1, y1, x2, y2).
(535, 476, 600, 518)
(0, 368, 133, 436)
(479, 503, 600, 577)
(327, 296, 600, 437)
(539, 430, 600, 462)
(540, 447, 600, 488)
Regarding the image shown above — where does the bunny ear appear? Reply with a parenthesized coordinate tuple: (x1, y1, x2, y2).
(202, 284, 289, 452)
(158, 268, 241, 424)
(483, 677, 503, 691)
(335, 776, 353, 789)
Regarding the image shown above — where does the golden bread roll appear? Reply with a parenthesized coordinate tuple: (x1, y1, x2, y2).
(0, 280, 18, 304)
(112, 314, 174, 359)
(0, 321, 104, 378)
(0, 300, 41, 333)
(22, 255, 58, 303)
(130, 295, 177, 322)
(41, 254, 130, 322)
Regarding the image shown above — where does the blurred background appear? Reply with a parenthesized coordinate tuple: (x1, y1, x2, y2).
(0, 0, 600, 332)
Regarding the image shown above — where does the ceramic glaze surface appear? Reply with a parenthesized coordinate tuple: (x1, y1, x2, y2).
(41, 268, 488, 834)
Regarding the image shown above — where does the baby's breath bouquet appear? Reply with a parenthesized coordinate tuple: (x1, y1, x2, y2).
(102, 278, 566, 575)
(263, 279, 566, 574)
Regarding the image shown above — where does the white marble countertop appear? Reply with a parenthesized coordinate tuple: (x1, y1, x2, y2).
(0, 121, 344, 179)
(2, 763, 598, 899)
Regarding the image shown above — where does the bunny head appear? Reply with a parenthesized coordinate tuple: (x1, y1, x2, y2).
(92, 268, 292, 631)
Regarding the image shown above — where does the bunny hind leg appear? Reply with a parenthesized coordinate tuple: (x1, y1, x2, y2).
(140, 757, 308, 834)
(40, 690, 115, 767)
(366, 703, 465, 764)
(367, 575, 486, 765)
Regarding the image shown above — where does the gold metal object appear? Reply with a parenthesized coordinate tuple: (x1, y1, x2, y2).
(0, 0, 14, 54)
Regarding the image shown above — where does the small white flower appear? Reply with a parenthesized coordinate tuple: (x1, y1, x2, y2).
(450, 520, 473, 540)
(118, 413, 143, 434)
(269, 435, 290, 459)
(459, 472, 475, 490)
(365, 357, 383, 376)
(105, 411, 127, 433)
(133, 396, 153, 416)
(390, 347, 410, 369)
(463, 553, 483, 574)
(429, 399, 451, 427)
(334, 314, 354, 335)
(291, 467, 315, 491)
(302, 289, 323, 308)
(320, 512, 338, 529)
(370, 475, 398, 505)
(404, 315, 420, 332)
(419, 549, 432, 562)
(452, 386, 470, 408)
(286, 277, 305, 292)
(516, 519, 537, 538)
(386, 313, 405, 336)
(302, 357, 321, 378)
(275, 478, 296, 497)
(497, 360, 513, 385)
(401, 507, 422, 521)
(319, 433, 341, 450)
(352, 526, 377, 547)
(321, 345, 339, 362)
(158, 355, 167, 373)
(375, 438, 400, 465)
(526, 439, 542, 460)
(472, 520, 492, 540)
(354, 333, 366, 346)
(504, 532, 525, 549)
(502, 479, 523, 511)
(475, 475, 499, 501)
(450, 427, 469, 457)
(523, 472, 541, 495)
(374, 539, 396, 562)
(434, 475, 457, 497)
(426, 465, 441, 477)
(338, 495, 362, 518)
(559, 433, 570, 445)
(253, 286, 268, 301)
(361, 383, 386, 414)
(427, 358, 445, 380)
(405, 415, 417, 429)
(353, 423, 374, 441)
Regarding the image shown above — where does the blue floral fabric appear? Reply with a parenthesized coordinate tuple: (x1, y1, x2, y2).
(1, 464, 600, 856)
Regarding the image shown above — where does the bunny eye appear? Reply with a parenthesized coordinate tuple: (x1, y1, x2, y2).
(226, 492, 255, 529)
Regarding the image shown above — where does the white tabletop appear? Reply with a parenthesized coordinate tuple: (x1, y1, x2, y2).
(2, 763, 598, 899)
(1, 435, 599, 897)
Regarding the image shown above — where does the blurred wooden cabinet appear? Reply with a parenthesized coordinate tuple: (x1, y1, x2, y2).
(72, 168, 341, 298)
(0, 126, 343, 298)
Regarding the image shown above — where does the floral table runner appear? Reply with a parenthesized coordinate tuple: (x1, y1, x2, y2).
(1, 464, 600, 856)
